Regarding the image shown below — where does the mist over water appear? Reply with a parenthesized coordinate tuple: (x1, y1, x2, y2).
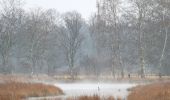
(56, 82, 137, 99)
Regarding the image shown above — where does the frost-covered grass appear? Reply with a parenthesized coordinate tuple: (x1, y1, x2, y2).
(128, 82, 170, 100)
(0, 82, 63, 100)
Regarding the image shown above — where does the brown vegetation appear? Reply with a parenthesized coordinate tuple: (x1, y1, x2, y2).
(0, 82, 63, 100)
(117, 96, 122, 100)
(78, 95, 101, 100)
(128, 82, 170, 100)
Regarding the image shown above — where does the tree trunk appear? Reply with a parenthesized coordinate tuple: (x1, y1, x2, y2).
(140, 47, 145, 78)
(138, 22, 145, 78)
(2, 55, 9, 74)
(159, 9, 168, 74)
(69, 56, 74, 80)
(159, 27, 168, 74)
(112, 63, 116, 78)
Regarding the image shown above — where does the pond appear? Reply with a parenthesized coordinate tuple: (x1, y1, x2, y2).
(56, 83, 137, 100)
(28, 82, 137, 100)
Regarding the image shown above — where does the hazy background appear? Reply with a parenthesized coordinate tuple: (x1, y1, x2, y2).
(0, 0, 170, 78)
(24, 0, 97, 19)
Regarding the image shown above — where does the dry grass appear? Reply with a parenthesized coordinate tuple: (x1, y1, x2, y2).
(117, 96, 122, 100)
(128, 82, 170, 100)
(66, 95, 116, 100)
(0, 82, 63, 100)
(107, 96, 115, 100)
(78, 95, 100, 100)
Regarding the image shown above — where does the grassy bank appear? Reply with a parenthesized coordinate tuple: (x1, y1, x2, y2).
(128, 82, 170, 100)
(0, 82, 63, 100)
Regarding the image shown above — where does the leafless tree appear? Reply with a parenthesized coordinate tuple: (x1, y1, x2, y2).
(95, 0, 124, 78)
(0, 0, 23, 73)
(59, 11, 84, 79)
(129, 0, 152, 78)
(155, 0, 170, 75)
(24, 9, 54, 75)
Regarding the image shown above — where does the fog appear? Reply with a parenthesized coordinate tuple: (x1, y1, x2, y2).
(0, 0, 170, 100)
(0, 0, 170, 87)
(28, 82, 136, 100)
(56, 83, 136, 98)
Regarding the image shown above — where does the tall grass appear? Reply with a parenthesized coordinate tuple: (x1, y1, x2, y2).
(128, 82, 170, 100)
(0, 82, 63, 100)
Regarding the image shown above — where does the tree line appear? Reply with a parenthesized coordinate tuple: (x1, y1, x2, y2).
(0, 0, 170, 78)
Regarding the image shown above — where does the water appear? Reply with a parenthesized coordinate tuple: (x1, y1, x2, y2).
(56, 83, 136, 99)
(28, 82, 137, 100)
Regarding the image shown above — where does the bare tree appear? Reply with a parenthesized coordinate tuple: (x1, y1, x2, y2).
(24, 9, 53, 75)
(156, 0, 170, 75)
(96, 0, 124, 78)
(59, 11, 84, 79)
(0, 0, 23, 73)
(80, 55, 100, 77)
(43, 9, 61, 75)
(129, 0, 152, 78)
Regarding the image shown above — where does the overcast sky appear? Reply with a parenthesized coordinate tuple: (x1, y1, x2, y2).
(25, 0, 97, 19)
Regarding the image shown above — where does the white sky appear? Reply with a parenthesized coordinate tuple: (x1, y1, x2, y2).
(24, 0, 97, 19)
